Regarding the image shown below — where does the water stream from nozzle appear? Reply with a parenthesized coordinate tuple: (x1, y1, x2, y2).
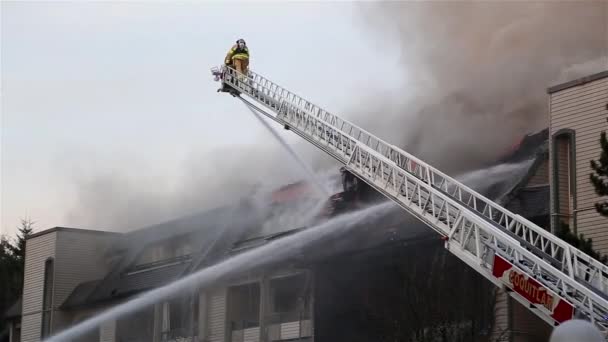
(242, 99, 330, 198)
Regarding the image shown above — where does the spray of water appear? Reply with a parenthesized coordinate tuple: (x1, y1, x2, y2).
(45, 201, 394, 342)
(457, 159, 533, 186)
(241, 99, 330, 197)
(455, 159, 535, 199)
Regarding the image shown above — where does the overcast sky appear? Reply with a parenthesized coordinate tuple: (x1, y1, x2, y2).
(3, 1, 605, 239)
(1, 2, 402, 237)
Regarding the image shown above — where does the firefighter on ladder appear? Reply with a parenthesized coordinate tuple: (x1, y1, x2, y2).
(225, 39, 249, 79)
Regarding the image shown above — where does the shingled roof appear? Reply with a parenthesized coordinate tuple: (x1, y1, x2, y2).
(61, 200, 262, 309)
(505, 185, 550, 219)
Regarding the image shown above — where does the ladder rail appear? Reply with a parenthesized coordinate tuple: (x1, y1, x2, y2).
(220, 67, 608, 331)
(281, 71, 599, 278)
(239, 94, 608, 330)
(223, 67, 608, 293)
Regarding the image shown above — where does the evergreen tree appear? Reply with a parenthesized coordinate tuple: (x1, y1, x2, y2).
(556, 222, 607, 264)
(590, 131, 608, 217)
(0, 236, 20, 339)
(12, 218, 35, 265)
(0, 218, 34, 337)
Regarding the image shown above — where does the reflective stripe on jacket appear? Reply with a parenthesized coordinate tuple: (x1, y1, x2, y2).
(225, 44, 249, 64)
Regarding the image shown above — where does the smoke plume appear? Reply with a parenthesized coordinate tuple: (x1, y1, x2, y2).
(64, 143, 323, 231)
(67, 1, 607, 231)
(348, 1, 607, 174)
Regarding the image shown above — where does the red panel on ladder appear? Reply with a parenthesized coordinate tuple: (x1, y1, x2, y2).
(493, 254, 574, 323)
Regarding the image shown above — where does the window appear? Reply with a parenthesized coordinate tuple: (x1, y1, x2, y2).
(269, 273, 311, 322)
(134, 236, 193, 266)
(76, 315, 100, 342)
(116, 305, 155, 341)
(12, 321, 21, 342)
(162, 295, 196, 340)
(227, 282, 261, 331)
(41, 258, 54, 338)
(552, 130, 576, 230)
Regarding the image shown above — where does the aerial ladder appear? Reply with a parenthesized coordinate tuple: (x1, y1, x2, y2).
(211, 65, 608, 336)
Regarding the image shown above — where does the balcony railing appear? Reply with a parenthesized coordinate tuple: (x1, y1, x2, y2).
(263, 311, 313, 341)
(161, 327, 196, 342)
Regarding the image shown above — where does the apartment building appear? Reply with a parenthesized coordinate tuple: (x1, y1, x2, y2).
(6, 143, 548, 342)
(7, 86, 597, 341)
(548, 70, 608, 251)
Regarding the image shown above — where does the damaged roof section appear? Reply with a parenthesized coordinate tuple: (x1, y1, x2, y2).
(497, 128, 548, 165)
(61, 127, 551, 310)
(62, 201, 263, 309)
(461, 128, 548, 205)
(496, 128, 550, 223)
(505, 185, 550, 220)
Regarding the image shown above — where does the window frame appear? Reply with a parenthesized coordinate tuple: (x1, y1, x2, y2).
(551, 128, 577, 233)
(41, 257, 55, 339)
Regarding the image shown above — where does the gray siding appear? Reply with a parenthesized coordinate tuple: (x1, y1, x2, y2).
(490, 289, 509, 341)
(20, 232, 57, 342)
(53, 230, 117, 333)
(550, 75, 608, 252)
(53, 230, 116, 316)
(207, 289, 227, 342)
(71, 307, 114, 342)
(21, 313, 42, 342)
(512, 300, 551, 342)
(99, 320, 116, 342)
(20, 229, 118, 341)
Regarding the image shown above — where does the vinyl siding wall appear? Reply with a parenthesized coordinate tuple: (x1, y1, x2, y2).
(71, 307, 116, 342)
(207, 289, 227, 342)
(20, 229, 118, 342)
(99, 320, 116, 342)
(52, 230, 117, 333)
(20, 232, 57, 342)
(550, 75, 608, 252)
(512, 299, 551, 342)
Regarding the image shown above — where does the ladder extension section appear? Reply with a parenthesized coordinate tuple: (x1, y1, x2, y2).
(217, 66, 608, 332)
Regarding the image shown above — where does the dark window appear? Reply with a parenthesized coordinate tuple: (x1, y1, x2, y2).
(164, 295, 196, 339)
(135, 236, 192, 266)
(77, 316, 100, 342)
(116, 305, 155, 342)
(13, 321, 21, 342)
(227, 282, 260, 331)
(41, 258, 54, 338)
(552, 130, 576, 230)
(269, 273, 311, 322)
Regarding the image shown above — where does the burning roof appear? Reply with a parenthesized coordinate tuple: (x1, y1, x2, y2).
(62, 128, 551, 309)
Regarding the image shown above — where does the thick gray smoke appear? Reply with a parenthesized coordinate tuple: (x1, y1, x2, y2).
(65, 143, 322, 231)
(349, 1, 607, 174)
(66, 127, 341, 232)
(67, 1, 607, 231)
